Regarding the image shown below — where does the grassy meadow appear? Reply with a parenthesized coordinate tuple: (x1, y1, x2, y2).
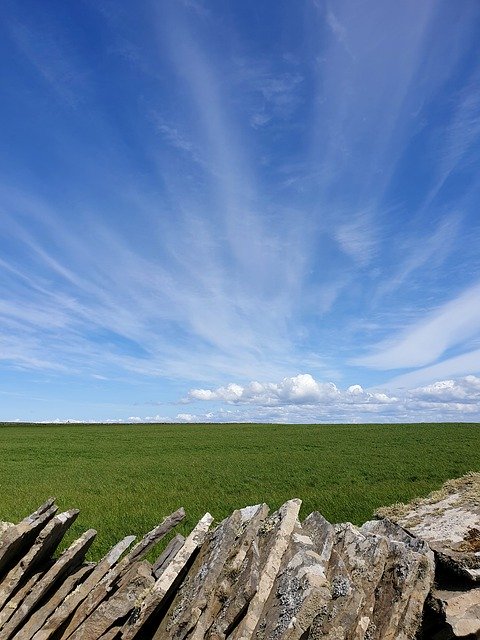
(0, 421, 479, 560)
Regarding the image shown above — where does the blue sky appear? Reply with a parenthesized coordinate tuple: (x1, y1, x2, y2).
(1, 0, 480, 423)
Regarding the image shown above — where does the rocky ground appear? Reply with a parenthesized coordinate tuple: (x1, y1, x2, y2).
(0, 474, 478, 639)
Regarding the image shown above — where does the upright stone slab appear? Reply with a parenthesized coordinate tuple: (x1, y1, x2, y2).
(250, 519, 331, 639)
(61, 509, 184, 639)
(0, 529, 96, 639)
(360, 519, 435, 639)
(32, 536, 135, 640)
(228, 499, 302, 640)
(122, 512, 214, 639)
(0, 502, 57, 578)
(154, 504, 269, 639)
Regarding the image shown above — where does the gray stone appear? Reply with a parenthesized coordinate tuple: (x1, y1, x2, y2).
(121, 512, 214, 639)
(1, 529, 96, 639)
(68, 561, 154, 640)
(0, 510, 79, 612)
(32, 536, 135, 640)
(15, 564, 93, 640)
(377, 473, 480, 582)
(430, 587, 480, 638)
(61, 509, 184, 639)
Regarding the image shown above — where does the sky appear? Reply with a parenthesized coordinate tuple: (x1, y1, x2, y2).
(1, 0, 480, 423)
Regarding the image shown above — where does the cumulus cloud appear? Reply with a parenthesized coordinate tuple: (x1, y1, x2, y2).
(187, 374, 403, 408)
(182, 373, 480, 422)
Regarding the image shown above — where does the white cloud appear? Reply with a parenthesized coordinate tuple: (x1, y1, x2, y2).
(355, 281, 480, 369)
(182, 373, 480, 423)
(386, 348, 480, 389)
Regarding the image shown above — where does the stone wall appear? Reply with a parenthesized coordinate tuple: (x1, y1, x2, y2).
(0, 474, 478, 639)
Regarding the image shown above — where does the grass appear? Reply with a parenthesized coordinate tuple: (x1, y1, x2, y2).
(0, 421, 479, 560)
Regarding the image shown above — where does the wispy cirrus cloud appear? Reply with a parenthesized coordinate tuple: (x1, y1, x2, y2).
(1, 1, 480, 421)
(355, 281, 480, 370)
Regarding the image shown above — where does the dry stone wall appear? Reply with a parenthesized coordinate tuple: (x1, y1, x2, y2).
(0, 474, 479, 639)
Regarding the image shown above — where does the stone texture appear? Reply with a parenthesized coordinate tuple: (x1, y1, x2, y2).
(250, 519, 331, 639)
(228, 499, 302, 640)
(61, 509, 184, 639)
(0, 502, 57, 578)
(122, 512, 214, 639)
(152, 535, 185, 579)
(0, 477, 478, 640)
(68, 561, 154, 640)
(0, 510, 79, 612)
(15, 564, 93, 640)
(0, 529, 96, 639)
(32, 536, 136, 640)
(154, 504, 269, 640)
(430, 587, 480, 638)
(377, 472, 480, 582)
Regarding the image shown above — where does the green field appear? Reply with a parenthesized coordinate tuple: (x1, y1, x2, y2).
(0, 422, 479, 560)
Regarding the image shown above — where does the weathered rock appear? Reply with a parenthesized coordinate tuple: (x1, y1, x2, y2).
(152, 535, 185, 579)
(61, 509, 184, 639)
(0, 510, 79, 612)
(377, 473, 480, 582)
(309, 522, 390, 639)
(125, 509, 185, 566)
(302, 511, 335, 566)
(15, 564, 93, 640)
(0, 502, 57, 578)
(201, 504, 272, 639)
(121, 512, 214, 639)
(97, 627, 121, 639)
(251, 519, 331, 639)
(32, 536, 135, 640)
(227, 499, 302, 640)
(361, 519, 435, 639)
(1, 529, 96, 639)
(68, 561, 154, 640)
(154, 504, 269, 639)
(0, 568, 49, 634)
(0, 522, 14, 536)
(429, 587, 480, 638)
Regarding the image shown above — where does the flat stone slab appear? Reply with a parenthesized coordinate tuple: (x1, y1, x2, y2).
(377, 473, 480, 582)
(430, 587, 480, 637)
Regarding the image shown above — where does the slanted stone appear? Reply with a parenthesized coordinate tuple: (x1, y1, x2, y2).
(125, 509, 185, 566)
(201, 504, 271, 639)
(32, 536, 135, 640)
(68, 561, 154, 640)
(429, 587, 480, 638)
(310, 522, 390, 639)
(152, 535, 185, 579)
(97, 627, 121, 639)
(228, 499, 302, 640)
(0, 510, 79, 611)
(377, 472, 480, 582)
(16, 564, 93, 640)
(301, 511, 335, 566)
(155, 504, 268, 639)
(122, 512, 214, 639)
(1, 529, 96, 638)
(62, 509, 184, 639)
(361, 519, 435, 639)
(250, 519, 331, 639)
(0, 502, 58, 577)
(0, 568, 48, 633)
